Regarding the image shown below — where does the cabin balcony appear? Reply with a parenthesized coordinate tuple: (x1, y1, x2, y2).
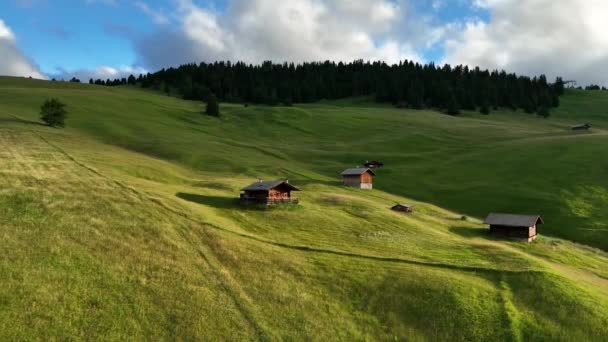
(239, 194, 299, 205)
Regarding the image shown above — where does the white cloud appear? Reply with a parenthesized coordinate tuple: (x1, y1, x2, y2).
(135, 2, 169, 25)
(445, 0, 608, 85)
(134, 0, 425, 69)
(0, 19, 45, 79)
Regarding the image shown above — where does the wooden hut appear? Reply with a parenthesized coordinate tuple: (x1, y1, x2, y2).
(391, 203, 414, 213)
(341, 168, 375, 189)
(240, 180, 300, 205)
(484, 213, 543, 242)
(572, 123, 591, 131)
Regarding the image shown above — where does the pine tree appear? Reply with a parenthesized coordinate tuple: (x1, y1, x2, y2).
(446, 89, 460, 116)
(205, 94, 220, 117)
(480, 101, 490, 115)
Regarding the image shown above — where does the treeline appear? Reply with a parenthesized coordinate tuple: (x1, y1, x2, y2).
(88, 75, 139, 86)
(91, 60, 568, 116)
(585, 85, 608, 91)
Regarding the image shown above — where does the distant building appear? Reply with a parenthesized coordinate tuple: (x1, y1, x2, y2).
(240, 180, 300, 205)
(364, 160, 384, 168)
(572, 123, 591, 131)
(391, 203, 414, 213)
(484, 213, 543, 242)
(341, 168, 375, 190)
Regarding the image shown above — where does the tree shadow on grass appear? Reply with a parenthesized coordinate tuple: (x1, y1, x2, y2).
(176, 193, 240, 210)
(0, 116, 45, 127)
(449, 226, 491, 239)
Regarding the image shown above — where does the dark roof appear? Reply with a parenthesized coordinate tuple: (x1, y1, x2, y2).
(241, 180, 300, 192)
(341, 168, 376, 176)
(392, 203, 413, 208)
(484, 213, 543, 227)
(364, 160, 384, 167)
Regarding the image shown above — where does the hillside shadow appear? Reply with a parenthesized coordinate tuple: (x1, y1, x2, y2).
(449, 226, 490, 239)
(0, 116, 45, 126)
(176, 193, 239, 210)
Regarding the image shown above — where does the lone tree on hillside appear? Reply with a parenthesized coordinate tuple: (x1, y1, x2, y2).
(40, 99, 67, 127)
(205, 94, 220, 117)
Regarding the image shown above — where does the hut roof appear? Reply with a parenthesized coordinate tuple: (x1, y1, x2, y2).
(364, 160, 384, 167)
(392, 203, 414, 209)
(572, 123, 591, 129)
(341, 168, 376, 176)
(484, 213, 543, 227)
(241, 180, 300, 192)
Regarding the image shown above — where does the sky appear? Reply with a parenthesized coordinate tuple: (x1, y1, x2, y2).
(0, 0, 607, 85)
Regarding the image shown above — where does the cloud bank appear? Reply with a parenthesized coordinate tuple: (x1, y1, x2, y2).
(133, 0, 428, 70)
(1, 1, 608, 85)
(0, 19, 45, 79)
(445, 0, 608, 85)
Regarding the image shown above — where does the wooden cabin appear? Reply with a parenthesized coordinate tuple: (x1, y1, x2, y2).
(341, 168, 375, 190)
(240, 180, 300, 205)
(364, 160, 384, 168)
(391, 203, 414, 213)
(484, 213, 543, 242)
(572, 123, 591, 131)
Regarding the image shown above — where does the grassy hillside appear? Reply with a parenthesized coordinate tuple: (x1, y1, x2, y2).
(1, 76, 608, 340)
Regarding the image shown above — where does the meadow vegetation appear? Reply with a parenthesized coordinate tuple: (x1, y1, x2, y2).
(0, 76, 607, 340)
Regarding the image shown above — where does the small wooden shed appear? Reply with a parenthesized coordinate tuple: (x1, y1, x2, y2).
(484, 213, 543, 242)
(572, 123, 591, 131)
(240, 180, 300, 205)
(391, 203, 414, 213)
(341, 168, 375, 190)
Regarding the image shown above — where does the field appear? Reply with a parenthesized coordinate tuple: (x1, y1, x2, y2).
(1, 76, 608, 340)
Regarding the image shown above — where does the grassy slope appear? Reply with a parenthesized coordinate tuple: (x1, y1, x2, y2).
(1, 76, 608, 340)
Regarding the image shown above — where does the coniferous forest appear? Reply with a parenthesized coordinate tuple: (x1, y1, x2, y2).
(91, 60, 566, 116)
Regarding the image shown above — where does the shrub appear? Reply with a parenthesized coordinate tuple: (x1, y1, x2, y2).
(40, 99, 67, 127)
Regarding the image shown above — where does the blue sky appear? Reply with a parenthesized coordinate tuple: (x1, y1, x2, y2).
(0, 0, 606, 85)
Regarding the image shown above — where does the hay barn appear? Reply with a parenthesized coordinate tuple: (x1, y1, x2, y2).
(240, 180, 300, 205)
(484, 213, 543, 242)
(341, 168, 375, 190)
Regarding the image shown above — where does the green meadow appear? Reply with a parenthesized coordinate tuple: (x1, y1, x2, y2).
(1, 76, 608, 340)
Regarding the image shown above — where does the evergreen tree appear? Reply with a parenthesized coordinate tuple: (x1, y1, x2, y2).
(40, 99, 67, 127)
(205, 94, 220, 117)
(446, 89, 460, 116)
(537, 105, 550, 118)
(480, 101, 490, 115)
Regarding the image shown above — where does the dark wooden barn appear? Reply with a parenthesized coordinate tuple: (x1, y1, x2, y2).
(364, 160, 384, 168)
(484, 213, 543, 242)
(391, 203, 414, 213)
(572, 123, 591, 131)
(341, 168, 375, 190)
(240, 180, 300, 205)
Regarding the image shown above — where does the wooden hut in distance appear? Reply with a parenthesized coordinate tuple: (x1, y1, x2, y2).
(240, 180, 300, 205)
(364, 160, 384, 169)
(484, 213, 543, 242)
(341, 168, 375, 189)
(391, 203, 414, 213)
(572, 123, 591, 131)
